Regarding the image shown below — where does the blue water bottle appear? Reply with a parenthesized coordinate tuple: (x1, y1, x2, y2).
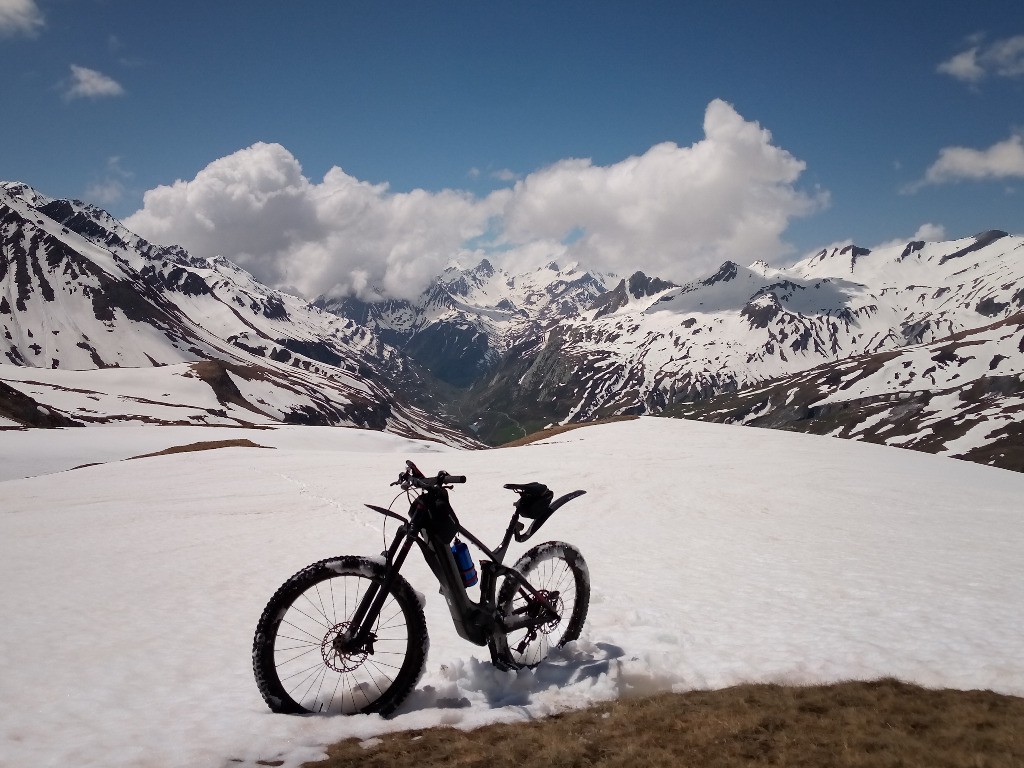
(451, 539, 478, 587)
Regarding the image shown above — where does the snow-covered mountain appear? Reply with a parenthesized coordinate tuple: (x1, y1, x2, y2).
(317, 258, 619, 387)
(0, 182, 470, 443)
(501, 232, 1023, 420)
(5, 179, 1022, 468)
(668, 309, 1024, 471)
(338, 232, 1021, 449)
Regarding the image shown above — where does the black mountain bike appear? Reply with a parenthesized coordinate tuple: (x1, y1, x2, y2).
(252, 460, 590, 716)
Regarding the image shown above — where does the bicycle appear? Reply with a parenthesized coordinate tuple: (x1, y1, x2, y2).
(252, 460, 590, 716)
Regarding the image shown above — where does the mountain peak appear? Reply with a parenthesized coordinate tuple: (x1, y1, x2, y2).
(702, 261, 740, 286)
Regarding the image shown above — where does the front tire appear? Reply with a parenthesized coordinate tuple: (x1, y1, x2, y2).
(490, 541, 590, 669)
(252, 556, 427, 716)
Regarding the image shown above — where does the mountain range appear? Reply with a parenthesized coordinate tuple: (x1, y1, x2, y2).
(2, 181, 1022, 469)
(321, 228, 1024, 468)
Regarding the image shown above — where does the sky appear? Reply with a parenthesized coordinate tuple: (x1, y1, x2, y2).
(2, 0, 1024, 299)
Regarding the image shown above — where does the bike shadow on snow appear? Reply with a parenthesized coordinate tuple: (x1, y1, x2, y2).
(397, 641, 628, 714)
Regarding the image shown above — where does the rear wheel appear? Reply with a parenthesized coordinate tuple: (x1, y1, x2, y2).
(252, 556, 427, 716)
(490, 541, 590, 669)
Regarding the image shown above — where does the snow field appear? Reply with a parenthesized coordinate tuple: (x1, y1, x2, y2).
(1, 418, 1022, 768)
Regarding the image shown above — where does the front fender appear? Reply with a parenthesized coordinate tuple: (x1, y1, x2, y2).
(364, 504, 409, 525)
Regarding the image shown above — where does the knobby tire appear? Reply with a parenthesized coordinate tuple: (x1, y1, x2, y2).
(491, 541, 590, 669)
(252, 556, 427, 716)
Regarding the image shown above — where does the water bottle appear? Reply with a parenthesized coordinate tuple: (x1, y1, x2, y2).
(451, 539, 478, 587)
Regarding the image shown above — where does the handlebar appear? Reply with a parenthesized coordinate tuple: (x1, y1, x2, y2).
(391, 463, 466, 490)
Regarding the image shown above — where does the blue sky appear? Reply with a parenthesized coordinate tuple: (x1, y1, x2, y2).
(2, 0, 1023, 297)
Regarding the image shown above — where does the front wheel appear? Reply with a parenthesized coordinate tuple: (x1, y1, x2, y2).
(490, 541, 590, 669)
(252, 556, 427, 716)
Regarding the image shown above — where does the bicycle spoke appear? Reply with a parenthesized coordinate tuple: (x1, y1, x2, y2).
(277, 645, 320, 667)
(263, 563, 418, 715)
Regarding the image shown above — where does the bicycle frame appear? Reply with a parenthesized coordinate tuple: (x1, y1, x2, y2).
(338, 482, 561, 667)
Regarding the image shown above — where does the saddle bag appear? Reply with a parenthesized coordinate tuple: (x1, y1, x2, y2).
(513, 482, 554, 519)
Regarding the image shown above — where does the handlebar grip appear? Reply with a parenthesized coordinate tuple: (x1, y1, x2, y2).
(445, 475, 467, 484)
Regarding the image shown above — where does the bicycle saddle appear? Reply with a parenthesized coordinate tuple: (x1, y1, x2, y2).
(503, 482, 549, 495)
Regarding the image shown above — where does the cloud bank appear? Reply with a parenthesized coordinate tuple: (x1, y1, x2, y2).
(126, 99, 823, 301)
(0, 0, 44, 37)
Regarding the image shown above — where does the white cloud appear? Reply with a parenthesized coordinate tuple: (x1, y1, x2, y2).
(65, 65, 125, 100)
(498, 99, 824, 277)
(870, 223, 947, 251)
(467, 167, 519, 183)
(0, 0, 44, 37)
(126, 143, 499, 300)
(126, 100, 823, 300)
(937, 48, 985, 82)
(910, 222, 947, 241)
(86, 157, 133, 206)
(86, 179, 126, 206)
(915, 133, 1024, 188)
(938, 35, 1024, 82)
(985, 35, 1024, 78)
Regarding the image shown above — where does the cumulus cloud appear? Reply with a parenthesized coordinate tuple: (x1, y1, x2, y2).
(498, 99, 823, 277)
(907, 133, 1024, 191)
(0, 0, 44, 37)
(126, 100, 822, 300)
(64, 65, 125, 100)
(938, 35, 1024, 82)
(126, 143, 498, 300)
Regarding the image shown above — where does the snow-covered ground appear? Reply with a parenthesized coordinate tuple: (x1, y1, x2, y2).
(1, 418, 1022, 768)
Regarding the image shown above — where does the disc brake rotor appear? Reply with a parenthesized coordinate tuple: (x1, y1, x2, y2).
(321, 622, 369, 673)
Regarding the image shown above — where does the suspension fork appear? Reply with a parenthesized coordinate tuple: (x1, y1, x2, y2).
(344, 524, 418, 650)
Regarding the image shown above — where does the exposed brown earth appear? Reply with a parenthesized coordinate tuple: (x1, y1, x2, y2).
(297, 679, 1024, 768)
(127, 438, 272, 460)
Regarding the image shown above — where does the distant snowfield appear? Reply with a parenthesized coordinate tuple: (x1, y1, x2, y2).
(1, 419, 1022, 768)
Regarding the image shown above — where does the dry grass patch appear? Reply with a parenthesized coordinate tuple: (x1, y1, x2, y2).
(500, 415, 639, 448)
(306, 679, 1024, 768)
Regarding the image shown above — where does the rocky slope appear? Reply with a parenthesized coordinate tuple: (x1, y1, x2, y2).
(666, 311, 1024, 472)
(0, 182, 470, 443)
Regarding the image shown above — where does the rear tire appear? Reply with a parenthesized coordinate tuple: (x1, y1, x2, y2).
(490, 541, 590, 669)
(253, 556, 427, 716)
